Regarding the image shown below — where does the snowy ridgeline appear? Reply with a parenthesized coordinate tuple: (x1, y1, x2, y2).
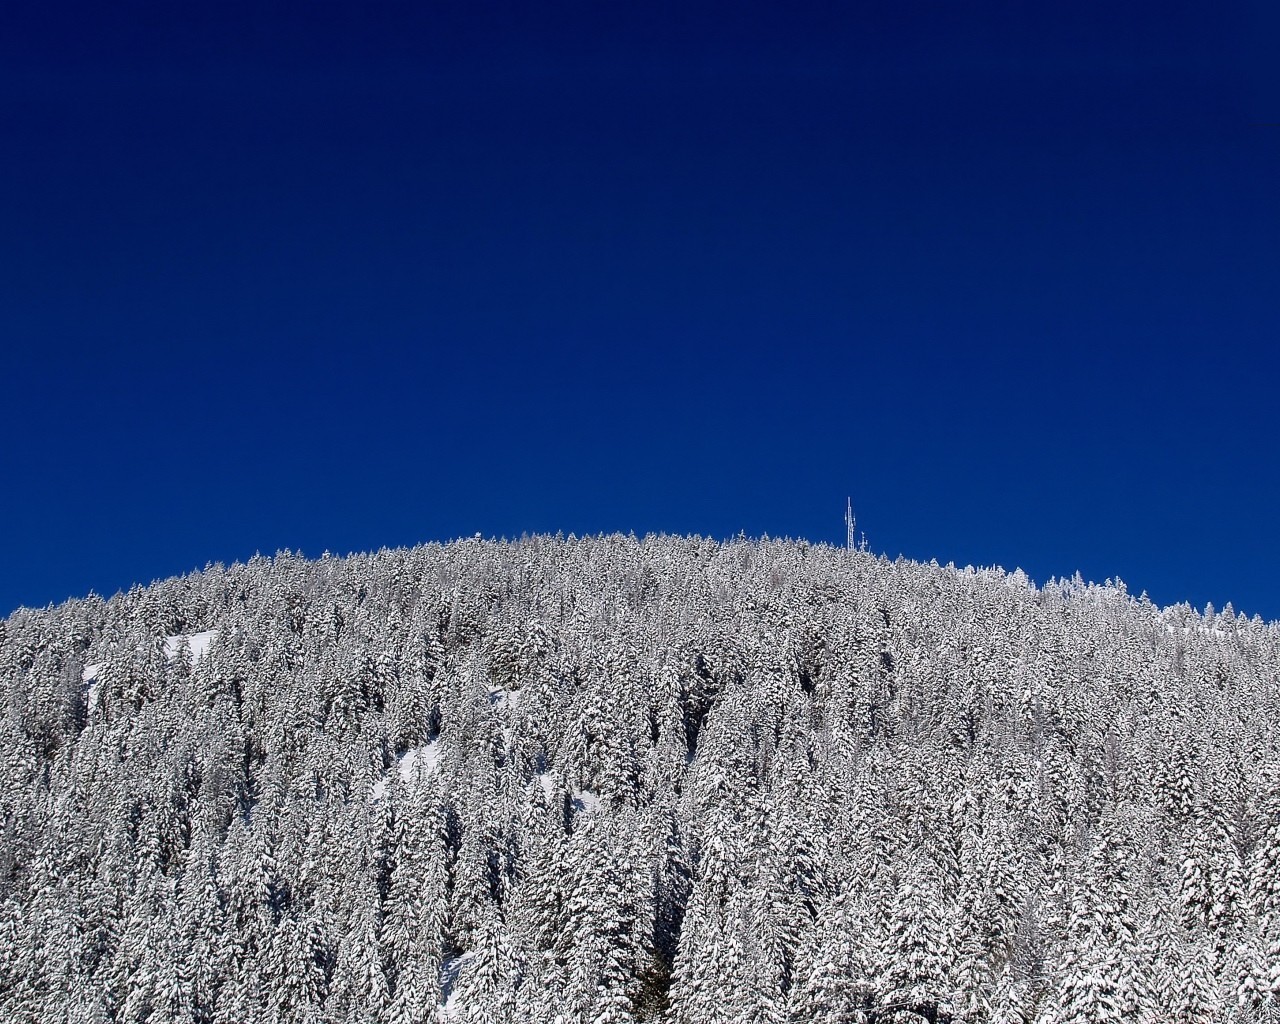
(4, 534, 1280, 1023)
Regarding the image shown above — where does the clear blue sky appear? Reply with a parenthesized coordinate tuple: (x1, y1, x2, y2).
(3, 2, 1278, 619)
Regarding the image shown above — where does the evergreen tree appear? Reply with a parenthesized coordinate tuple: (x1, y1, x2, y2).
(2, 535, 1280, 1023)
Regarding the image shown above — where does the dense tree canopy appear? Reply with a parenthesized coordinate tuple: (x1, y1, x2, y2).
(2, 535, 1280, 1022)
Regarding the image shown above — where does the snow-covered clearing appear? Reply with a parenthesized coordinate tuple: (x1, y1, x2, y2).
(82, 663, 103, 710)
(488, 686, 520, 707)
(397, 737, 444, 783)
(417, 736, 444, 776)
(79, 632, 216, 711)
(438, 952, 474, 1019)
(489, 686, 522, 749)
(572, 788, 601, 814)
(527, 772, 600, 814)
(397, 747, 418, 783)
(372, 736, 443, 801)
(163, 629, 218, 661)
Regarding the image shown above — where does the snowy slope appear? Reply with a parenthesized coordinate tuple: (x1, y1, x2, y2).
(163, 629, 218, 661)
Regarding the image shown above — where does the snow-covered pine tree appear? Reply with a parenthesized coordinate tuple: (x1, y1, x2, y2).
(3, 535, 1280, 1023)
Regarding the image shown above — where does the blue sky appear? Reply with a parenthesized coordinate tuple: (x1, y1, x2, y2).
(2, 1, 1278, 619)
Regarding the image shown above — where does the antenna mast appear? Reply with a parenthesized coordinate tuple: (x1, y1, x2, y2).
(845, 497, 856, 552)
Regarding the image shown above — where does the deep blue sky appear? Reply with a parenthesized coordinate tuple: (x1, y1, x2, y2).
(3, 2, 1278, 620)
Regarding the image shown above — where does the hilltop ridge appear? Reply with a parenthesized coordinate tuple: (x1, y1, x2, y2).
(3, 534, 1279, 1022)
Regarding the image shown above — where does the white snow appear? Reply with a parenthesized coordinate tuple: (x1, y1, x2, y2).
(488, 686, 521, 707)
(438, 952, 474, 1019)
(572, 788, 601, 814)
(373, 737, 444, 801)
(163, 629, 218, 662)
(396, 737, 444, 782)
(82, 663, 103, 711)
(1163, 621, 1227, 639)
(418, 736, 443, 776)
(487, 687, 521, 748)
(79, 634, 216, 712)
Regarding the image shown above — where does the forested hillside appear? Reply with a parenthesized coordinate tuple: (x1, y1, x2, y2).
(3, 535, 1280, 1023)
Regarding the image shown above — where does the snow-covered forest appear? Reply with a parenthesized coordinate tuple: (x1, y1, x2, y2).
(3, 534, 1280, 1023)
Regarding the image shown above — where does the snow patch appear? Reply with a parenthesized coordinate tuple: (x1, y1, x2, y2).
(163, 629, 218, 662)
(399, 737, 444, 783)
(488, 688, 521, 748)
(439, 952, 475, 1019)
(398, 748, 417, 782)
(488, 686, 521, 707)
(82, 663, 103, 711)
(419, 736, 443, 776)
(1163, 622, 1227, 639)
(572, 788, 601, 814)
(374, 737, 444, 801)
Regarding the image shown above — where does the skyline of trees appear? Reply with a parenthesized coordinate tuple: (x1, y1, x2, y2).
(3, 534, 1280, 1022)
